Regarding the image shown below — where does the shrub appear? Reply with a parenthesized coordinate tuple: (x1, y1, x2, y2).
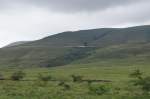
(71, 75, 83, 82)
(87, 80, 92, 86)
(63, 84, 71, 90)
(38, 73, 52, 81)
(134, 76, 150, 94)
(83, 42, 88, 46)
(11, 70, 25, 81)
(130, 69, 143, 79)
(0, 73, 4, 80)
(130, 70, 150, 94)
(58, 81, 65, 86)
(88, 84, 109, 95)
(58, 81, 71, 90)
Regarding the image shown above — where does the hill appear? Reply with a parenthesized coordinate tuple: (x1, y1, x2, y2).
(4, 41, 30, 47)
(0, 25, 150, 68)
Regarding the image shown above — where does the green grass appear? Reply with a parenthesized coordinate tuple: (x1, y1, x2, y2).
(0, 59, 150, 99)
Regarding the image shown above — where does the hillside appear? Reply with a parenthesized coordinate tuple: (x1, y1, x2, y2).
(20, 25, 150, 47)
(0, 25, 150, 68)
(5, 41, 30, 47)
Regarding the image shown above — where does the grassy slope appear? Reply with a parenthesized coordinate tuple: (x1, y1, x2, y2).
(73, 42, 150, 64)
(0, 25, 150, 68)
(0, 46, 71, 67)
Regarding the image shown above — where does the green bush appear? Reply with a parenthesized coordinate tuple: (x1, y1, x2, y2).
(134, 77, 150, 93)
(58, 81, 71, 91)
(130, 70, 150, 94)
(130, 69, 143, 79)
(71, 75, 83, 82)
(88, 85, 109, 95)
(11, 70, 25, 81)
(38, 73, 52, 81)
(58, 81, 65, 86)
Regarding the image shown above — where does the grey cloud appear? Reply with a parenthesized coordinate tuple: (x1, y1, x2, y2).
(0, 0, 145, 12)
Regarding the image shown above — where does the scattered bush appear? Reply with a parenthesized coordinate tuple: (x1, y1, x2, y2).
(10, 70, 25, 81)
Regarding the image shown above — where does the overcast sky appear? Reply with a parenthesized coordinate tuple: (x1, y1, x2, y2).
(0, 0, 150, 47)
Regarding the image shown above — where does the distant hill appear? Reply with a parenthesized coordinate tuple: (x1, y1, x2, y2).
(5, 41, 30, 47)
(0, 25, 150, 68)
(20, 25, 150, 47)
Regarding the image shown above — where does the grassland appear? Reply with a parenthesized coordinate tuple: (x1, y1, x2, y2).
(0, 59, 150, 99)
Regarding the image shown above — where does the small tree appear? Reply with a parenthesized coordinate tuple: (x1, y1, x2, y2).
(11, 70, 25, 81)
(83, 42, 88, 46)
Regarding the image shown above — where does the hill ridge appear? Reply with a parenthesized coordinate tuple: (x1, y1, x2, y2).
(0, 25, 150, 68)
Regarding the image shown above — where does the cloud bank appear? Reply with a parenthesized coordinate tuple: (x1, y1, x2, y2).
(0, 0, 144, 12)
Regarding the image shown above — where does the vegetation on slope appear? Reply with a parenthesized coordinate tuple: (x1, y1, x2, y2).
(0, 63, 149, 99)
(0, 25, 150, 68)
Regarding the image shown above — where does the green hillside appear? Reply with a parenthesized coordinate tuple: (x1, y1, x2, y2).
(22, 25, 150, 47)
(0, 25, 150, 68)
(0, 25, 150, 99)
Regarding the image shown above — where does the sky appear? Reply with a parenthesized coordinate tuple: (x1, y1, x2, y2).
(0, 0, 150, 47)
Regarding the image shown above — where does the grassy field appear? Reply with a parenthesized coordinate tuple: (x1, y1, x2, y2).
(0, 59, 150, 99)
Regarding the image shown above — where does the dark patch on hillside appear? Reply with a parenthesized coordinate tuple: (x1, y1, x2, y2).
(44, 47, 96, 67)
